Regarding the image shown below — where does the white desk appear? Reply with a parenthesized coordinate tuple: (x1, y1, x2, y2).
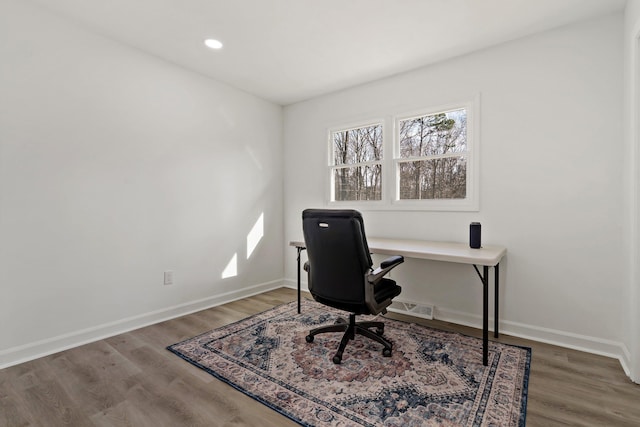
(289, 238, 506, 366)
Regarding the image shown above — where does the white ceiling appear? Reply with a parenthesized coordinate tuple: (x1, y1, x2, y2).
(29, 0, 627, 105)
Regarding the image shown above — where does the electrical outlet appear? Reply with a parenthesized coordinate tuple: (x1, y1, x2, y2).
(164, 271, 174, 286)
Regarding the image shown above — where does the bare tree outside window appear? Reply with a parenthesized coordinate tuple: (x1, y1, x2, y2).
(331, 124, 383, 201)
(327, 102, 476, 210)
(398, 109, 467, 200)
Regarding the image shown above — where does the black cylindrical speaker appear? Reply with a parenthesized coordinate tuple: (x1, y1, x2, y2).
(470, 222, 481, 249)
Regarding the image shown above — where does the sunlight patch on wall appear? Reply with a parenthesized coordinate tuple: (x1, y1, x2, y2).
(222, 253, 238, 279)
(246, 213, 264, 259)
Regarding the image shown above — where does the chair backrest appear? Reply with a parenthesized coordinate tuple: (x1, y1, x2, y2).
(302, 209, 373, 309)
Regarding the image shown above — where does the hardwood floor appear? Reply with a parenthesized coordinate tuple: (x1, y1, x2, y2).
(1, 287, 639, 426)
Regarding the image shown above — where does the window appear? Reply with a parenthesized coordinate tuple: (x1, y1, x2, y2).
(330, 123, 383, 201)
(327, 98, 478, 211)
(396, 109, 467, 200)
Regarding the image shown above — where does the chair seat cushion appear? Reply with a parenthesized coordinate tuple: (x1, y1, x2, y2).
(374, 278, 402, 303)
(311, 294, 368, 315)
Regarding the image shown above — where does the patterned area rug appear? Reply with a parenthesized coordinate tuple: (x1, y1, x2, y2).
(168, 299, 530, 426)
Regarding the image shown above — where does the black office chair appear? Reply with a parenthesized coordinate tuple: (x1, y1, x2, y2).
(302, 209, 403, 364)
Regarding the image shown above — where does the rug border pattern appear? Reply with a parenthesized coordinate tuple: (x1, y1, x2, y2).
(167, 300, 531, 427)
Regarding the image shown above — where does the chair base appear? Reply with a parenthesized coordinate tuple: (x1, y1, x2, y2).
(305, 313, 393, 364)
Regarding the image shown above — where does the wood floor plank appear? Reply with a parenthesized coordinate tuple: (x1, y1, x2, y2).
(1, 287, 639, 426)
(23, 378, 94, 426)
(0, 377, 32, 427)
(90, 399, 159, 427)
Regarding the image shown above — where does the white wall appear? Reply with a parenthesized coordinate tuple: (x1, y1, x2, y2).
(0, 0, 283, 367)
(284, 14, 626, 364)
(624, 0, 640, 383)
(0, 0, 631, 377)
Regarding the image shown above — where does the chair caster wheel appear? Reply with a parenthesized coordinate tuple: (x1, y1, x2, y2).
(306, 335, 314, 343)
(333, 354, 342, 364)
(382, 348, 392, 357)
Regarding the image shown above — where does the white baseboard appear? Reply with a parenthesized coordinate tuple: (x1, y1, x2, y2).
(282, 279, 631, 375)
(0, 279, 284, 369)
(434, 306, 630, 375)
(10, 277, 627, 377)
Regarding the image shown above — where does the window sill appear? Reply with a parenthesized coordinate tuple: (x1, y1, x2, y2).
(326, 198, 479, 212)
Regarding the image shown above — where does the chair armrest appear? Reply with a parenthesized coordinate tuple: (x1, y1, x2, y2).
(381, 255, 404, 269)
(367, 255, 404, 283)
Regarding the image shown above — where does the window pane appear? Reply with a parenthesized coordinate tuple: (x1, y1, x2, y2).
(334, 165, 382, 201)
(399, 157, 466, 200)
(399, 109, 466, 158)
(333, 124, 383, 165)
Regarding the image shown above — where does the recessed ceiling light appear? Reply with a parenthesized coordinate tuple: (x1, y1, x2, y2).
(204, 39, 223, 50)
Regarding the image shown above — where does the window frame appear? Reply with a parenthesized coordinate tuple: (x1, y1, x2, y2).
(327, 119, 386, 207)
(326, 96, 479, 212)
(392, 99, 479, 211)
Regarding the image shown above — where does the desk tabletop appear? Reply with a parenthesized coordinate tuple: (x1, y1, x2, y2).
(289, 237, 506, 266)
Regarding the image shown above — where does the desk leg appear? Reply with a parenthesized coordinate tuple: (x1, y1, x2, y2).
(495, 263, 499, 338)
(474, 264, 490, 366)
(296, 247, 302, 314)
(483, 265, 489, 366)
